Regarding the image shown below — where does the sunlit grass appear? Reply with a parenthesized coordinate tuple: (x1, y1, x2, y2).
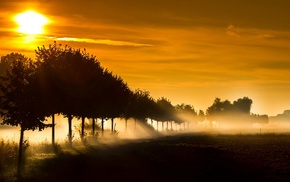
(1, 133, 290, 181)
(1, 126, 290, 181)
(0, 138, 18, 181)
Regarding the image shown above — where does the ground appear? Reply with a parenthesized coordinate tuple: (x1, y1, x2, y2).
(2, 133, 290, 182)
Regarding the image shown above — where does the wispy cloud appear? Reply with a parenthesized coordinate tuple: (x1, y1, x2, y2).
(226, 24, 240, 37)
(225, 25, 281, 41)
(47, 36, 153, 47)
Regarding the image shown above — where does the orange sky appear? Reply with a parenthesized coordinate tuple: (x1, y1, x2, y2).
(1, 0, 290, 116)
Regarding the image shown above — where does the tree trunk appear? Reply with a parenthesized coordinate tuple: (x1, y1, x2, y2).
(92, 118, 95, 137)
(166, 121, 169, 130)
(171, 121, 173, 130)
(156, 121, 158, 131)
(134, 119, 136, 130)
(81, 116, 85, 142)
(68, 115, 72, 146)
(125, 119, 128, 132)
(17, 128, 24, 178)
(52, 114, 55, 147)
(101, 118, 104, 136)
(162, 122, 164, 131)
(151, 119, 153, 126)
(111, 118, 114, 134)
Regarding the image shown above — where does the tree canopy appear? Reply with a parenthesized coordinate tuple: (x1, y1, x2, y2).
(0, 53, 49, 131)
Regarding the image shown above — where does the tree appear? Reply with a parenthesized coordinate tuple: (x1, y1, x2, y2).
(0, 53, 50, 177)
(175, 104, 197, 120)
(175, 104, 197, 130)
(0, 54, 12, 75)
(0, 53, 19, 105)
(35, 42, 133, 142)
(131, 90, 154, 118)
(232, 97, 252, 114)
(197, 110, 205, 122)
(35, 42, 104, 145)
(35, 44, 64, 147)
(99, 72, 131, 134)
(206, 98, 233, 121)
(123, 89, 157, 131)
(155, 97, 179, 130)
(206, 97, 254, 126)
(251, 114, 269, 124)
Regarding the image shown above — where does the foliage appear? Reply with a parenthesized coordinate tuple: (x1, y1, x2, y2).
(233, 97, 253, 114)
(175, 103, 198, 123)
(125, 89, 156, 120)
(35, 42, 132, 121)
(35, 42, 104, 118)
(0, 53, 22, 76)
(100, 72, 131, 119)
(197, 110, 206, 122)
(250, 114, 269, 124)
(0, 53, 49, 131)
(206, 97, 267, 123)
(155, 97, 178, 122)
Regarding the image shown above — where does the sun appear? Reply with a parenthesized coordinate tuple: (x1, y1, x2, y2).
(14, 10, 49, 35)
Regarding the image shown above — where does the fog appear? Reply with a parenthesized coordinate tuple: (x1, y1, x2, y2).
(1, 114, 290, 144)
(0, 115, 162, 143)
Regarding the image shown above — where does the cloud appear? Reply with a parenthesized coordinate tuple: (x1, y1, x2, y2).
(226, 25, 279, 41)
(47, 36, 153, 47)
(227, 24, 240, 37)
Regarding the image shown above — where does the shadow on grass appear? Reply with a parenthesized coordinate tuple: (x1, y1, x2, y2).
(15, 134, 280, 182)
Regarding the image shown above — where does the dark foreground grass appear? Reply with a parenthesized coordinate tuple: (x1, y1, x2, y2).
(2, 133, 290, 182)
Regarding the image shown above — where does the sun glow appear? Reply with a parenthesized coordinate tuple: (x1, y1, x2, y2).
(14, 10, 49, 35)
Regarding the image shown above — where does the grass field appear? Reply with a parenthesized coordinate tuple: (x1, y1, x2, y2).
(1, 133, 290, 182)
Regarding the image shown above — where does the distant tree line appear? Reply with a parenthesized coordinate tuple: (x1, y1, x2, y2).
(206, 97, 268, 124)
(0, 42, 268, 177)
(269, 110, 290, 123)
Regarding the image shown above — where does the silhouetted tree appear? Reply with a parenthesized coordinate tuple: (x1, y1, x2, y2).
(35, 42, 104, 144)
(121, 90, 135, 131)
(233, 97, 252, 114)
(155, 97, 179, 129)
(197, 110, 205, 122)
(35, 43, 64, 147)
(100, 72, 131, 134)
(207, 97, 254, 125)
(121, 89, 163, 132)
(207, 98, 234, 121)
(0, 54, 20, 107)
(0, 54, 12, 75)
(251, 114, 269, 124)
(206, 98, 223, 121)
(175, 104, 197, 126)
(0, 53, 50, 177)
(0, 54, 12, 113)
(271, 110, 290, 122)
(127, 89, 156, 125)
